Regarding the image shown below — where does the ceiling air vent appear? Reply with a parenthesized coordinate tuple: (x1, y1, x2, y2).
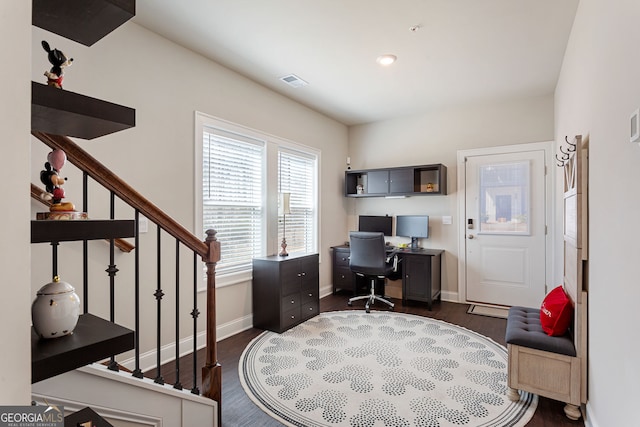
(279, 74, 308, 88)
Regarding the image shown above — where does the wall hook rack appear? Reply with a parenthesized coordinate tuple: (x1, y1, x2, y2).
(556, 135, 577, 167)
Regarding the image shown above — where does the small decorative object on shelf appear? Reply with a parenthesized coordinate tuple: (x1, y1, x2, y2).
(39, 149, 82, 217)
(42, 40, 73, 89)
(32, 275, 80, 339)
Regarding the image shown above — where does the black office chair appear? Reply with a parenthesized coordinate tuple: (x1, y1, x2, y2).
(347, 231, 399, 313)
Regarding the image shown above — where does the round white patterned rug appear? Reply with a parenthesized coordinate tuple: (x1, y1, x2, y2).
(239, 311, 537, 427)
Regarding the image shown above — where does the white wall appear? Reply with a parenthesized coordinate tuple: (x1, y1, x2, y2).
(348, 96, 554, 298)
(0, 0, 32, 403)
(554, 0, 640, 425)
(30, 22, 348, 360)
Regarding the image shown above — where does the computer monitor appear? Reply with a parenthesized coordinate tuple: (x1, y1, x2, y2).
(395, 215, 429, 249)
(358, 215, 393, 236)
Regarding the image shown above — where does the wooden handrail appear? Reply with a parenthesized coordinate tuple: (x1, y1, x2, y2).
(32, 131, 208, 258)
(30, 183, 135, 253)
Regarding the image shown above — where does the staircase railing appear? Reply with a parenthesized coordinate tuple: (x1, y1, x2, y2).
(32, 131, 222, 424)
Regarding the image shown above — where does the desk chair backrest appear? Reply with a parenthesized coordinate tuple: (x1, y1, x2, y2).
(349, 231, 388, 276)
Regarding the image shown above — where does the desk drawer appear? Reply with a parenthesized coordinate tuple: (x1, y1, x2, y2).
(335, 252, 350, 267)
(282, 292, 301, 310)
(281, 306, 301, 330)
(301, 301, 319, 320)
(301, 286, 317, 305)
(334, 267, 354, 289)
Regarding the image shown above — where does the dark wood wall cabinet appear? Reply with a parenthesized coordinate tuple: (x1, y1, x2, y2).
(345, 164, 447, 197)
(252, 253, 320, 333)
(331, 246, 443, 310)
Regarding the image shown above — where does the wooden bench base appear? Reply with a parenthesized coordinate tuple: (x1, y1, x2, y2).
(507, 343, 582, 420)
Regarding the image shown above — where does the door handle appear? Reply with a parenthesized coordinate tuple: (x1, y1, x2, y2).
(468, 234, 475, 239)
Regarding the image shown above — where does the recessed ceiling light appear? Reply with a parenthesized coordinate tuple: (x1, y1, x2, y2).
(376, 54, 397, 66)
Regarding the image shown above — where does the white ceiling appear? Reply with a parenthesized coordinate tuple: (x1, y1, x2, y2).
(133, 0, 579, 126)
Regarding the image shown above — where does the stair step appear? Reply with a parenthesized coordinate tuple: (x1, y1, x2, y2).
(32, 0, 135, 46)
(32, 313, 134, 383)
(31, 219, 135, 243)
(31, 82, 135, 140)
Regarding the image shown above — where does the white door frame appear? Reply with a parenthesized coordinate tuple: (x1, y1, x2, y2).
(456, 141, 555, 305)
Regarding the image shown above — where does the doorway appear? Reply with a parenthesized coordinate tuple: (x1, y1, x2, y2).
(457, 142, 553, 307)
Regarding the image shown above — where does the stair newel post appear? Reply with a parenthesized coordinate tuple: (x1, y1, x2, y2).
(202, 229, 222, 424)
(107, 191, 120, 372)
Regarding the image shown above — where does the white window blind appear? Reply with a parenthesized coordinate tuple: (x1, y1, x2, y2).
(278, 149, 316, 254)
(203, 128, 264, 275)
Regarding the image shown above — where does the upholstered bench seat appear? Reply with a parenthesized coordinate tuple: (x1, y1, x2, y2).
(505, 306, 576, 357)
(505, 304, 584, 420)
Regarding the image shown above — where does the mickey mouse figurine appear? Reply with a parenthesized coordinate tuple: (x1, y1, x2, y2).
(40, 149, 75, 212)
(42, 40, 73, 89)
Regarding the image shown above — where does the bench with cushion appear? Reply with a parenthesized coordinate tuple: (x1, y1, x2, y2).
(505, 299, 585, 420)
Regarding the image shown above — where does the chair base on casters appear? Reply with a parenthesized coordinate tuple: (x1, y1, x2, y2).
(348, 278, 394, 313)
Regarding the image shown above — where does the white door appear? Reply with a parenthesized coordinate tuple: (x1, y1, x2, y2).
(463, 148, 548, 307)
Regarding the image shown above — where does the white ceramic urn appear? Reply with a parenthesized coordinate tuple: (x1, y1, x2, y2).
(32, 276, 80, 339)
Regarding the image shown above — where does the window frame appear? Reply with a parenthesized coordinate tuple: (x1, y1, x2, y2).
(195, 112, 320, 288)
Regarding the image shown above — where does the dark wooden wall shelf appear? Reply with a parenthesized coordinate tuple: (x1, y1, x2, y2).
(31, 219, 135, 243)
(33, 0, 136, 46)
(345, 164, 448, 197)
(32, 313, 134, 383)
(32, 82, 135, 140)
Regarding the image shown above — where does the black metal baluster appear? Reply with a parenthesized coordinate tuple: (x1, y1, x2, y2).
(174, 239, 183, 390)
(154, 224, 165, 385)
(51, 242, 58, 277)
(82, 172, 88, 313)
(107, 191, 119, 372)
(191, 252, 200, 395)
(132, 209, 143, 379)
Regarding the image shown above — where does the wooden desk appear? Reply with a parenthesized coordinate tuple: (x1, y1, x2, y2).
(331, 245, 443, 310)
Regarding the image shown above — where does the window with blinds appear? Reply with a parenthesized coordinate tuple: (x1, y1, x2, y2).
(202, 128, 264, 276)
(278, 149, 317, 254)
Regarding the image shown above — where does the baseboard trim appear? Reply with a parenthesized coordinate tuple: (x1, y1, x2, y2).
(584, 402, 597, 427)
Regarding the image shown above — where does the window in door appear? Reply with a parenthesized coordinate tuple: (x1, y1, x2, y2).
(478, 161, 530, 234)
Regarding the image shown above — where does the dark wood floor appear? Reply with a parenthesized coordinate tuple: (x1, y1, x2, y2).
(152, 292, 585, 426)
